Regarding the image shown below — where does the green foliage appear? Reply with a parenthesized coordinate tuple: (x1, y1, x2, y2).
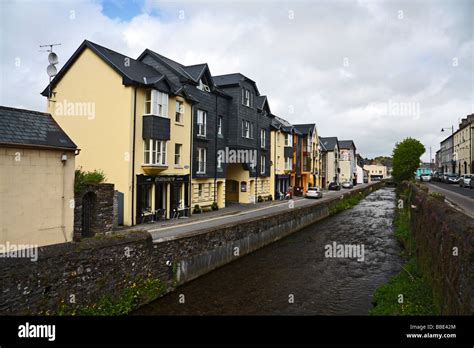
(329, 192, 364, 215)
(392, 138, 425, 183)
(257, 195, 263, 203)
(56, 275, 165, 316)
(429, 192, 444, 200)
(193, 204, 201, 213)
(370, 188, 438, 315)
(370, 258, 439, 315)
(74, 168, 106, 193)
(211, 202, 219, 211)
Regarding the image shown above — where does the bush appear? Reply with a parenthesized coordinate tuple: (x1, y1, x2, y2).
(267, 195, 273, 201)
(75, 168, 106, 194)
(211, 202, 218, 211)
(257, 195, 263, 203)
(193, 204, 202, 214)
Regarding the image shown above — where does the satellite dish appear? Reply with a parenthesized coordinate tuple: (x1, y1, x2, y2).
(48, 52, 59, 64)
(47, 64, 57, 77)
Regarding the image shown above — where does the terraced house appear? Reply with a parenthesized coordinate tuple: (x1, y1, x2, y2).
(43, 40, 283, 226)
(270, 116, 294, 199)
(42, 40, 195, 226)
(293, 124, 320, 191)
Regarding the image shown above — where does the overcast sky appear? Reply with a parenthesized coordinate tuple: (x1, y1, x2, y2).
(0, 0, 472, 161)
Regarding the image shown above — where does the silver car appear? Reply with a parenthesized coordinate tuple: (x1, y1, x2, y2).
(305, 187, 323, 199)
(459, 174, 471, 188)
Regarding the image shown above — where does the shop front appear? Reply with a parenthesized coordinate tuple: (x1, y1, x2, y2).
(136, 174, 190, 224)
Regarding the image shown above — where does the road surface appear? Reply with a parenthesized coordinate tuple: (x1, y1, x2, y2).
(422, 181, 474, 218)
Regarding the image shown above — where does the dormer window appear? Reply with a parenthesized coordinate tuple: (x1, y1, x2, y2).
(197, 79, 210, 92)
(241, 88, 253, 107)
(145, 89, 168, 118)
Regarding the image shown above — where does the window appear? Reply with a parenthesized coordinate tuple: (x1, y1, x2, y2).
(260, 155, 266, 174)
(260, 129, 266, 148)
(241, 87, 253, 107)
(197, 110, 207, 137)
(217, 116, 223, 135)
(198, 184, 203, 198)
(144, 139, 167, 166)
(197, 147, 206, 174)
(197, 79, 210, 92)
(285, 157, 292, 170)
(174, 144, 182, 165)
(175, 100, 184, 123)
(217, 151, 223, 171)
(145, 90, 168, 117)
(242, 120, 250, 138)
(285, 134, 292, 147)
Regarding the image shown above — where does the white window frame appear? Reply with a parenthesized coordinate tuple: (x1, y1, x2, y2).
(145, 90, 168, 118)
(260, 155, 266, 174)
(260, 129, 266, 148)
(198, 183, 204, 198)
(175, 100, 184, 123)
(174, 143, 182, 166)
(285, 157, 292, 170)
(144, 139, 167, 166)
(197, 110, 207, 137)
(217, 116, 223, 135)
(197, 147, 206, 174)
(285, 134, 293, 147)
(242, 120, 250, 138)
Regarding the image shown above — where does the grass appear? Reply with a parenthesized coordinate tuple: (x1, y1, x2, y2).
(53, 275, 166, 316)
(370, 190, 439, 315)
(329, 192, 364, 215)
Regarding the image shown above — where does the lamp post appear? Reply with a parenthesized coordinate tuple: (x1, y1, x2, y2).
(441, 126, 454, 135)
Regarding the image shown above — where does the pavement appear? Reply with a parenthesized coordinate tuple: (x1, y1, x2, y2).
(421, 181, 474, 218)
(119, 183, 373, 241)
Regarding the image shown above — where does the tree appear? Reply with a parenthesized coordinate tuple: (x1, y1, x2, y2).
(391, 138, 425, 183)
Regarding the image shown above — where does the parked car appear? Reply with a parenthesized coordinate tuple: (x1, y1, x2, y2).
(328, 182, 341, 191)
(445, 174, 459, 184)
(341, 181, 353, 189)
(470, 175, 474, 189)
(305, 187, 323, 199)
(419, 173, 432, 182)
(459, 174, 472, 188)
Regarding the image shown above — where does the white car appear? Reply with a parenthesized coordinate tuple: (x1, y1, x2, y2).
(459, 174, 471, 188)
(305, 187, 323, 199)
(420, 173, 432, 182)
(342, 181, 353, 189)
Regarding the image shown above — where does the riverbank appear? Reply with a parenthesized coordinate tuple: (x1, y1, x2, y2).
(370, 181, 473, 315)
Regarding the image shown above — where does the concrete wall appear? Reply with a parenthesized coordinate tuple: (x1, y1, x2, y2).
(0, 147, 75, 247)
(402, 182, 474, 315)
(0, 183, 381, 315)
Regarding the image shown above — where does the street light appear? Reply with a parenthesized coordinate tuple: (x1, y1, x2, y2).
(441, 126, 454, 135)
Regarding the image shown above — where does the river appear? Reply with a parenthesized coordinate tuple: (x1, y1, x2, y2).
(134, 187, 403, 315)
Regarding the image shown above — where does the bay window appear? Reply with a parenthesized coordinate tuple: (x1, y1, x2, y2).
(145, 89, 168, 118)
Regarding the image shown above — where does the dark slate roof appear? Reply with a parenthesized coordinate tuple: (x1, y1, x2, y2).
(293, 124, 315, 136)
(319, 137, 338, 151)
(140, 49, 196, 81)
(271, 115, 293, 133)
(182, 64, 208, 81)
(338, 140, 356, 150)
(42, 40, 173, 96)
(0, 106, 77, 150)
(213, 73, 260, 95)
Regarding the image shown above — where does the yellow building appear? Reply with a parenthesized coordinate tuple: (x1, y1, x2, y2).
(270, 116, 293, 199)
(453, 114, 473, 175)
(363, 164, 388, 181)
(0, 106, 77, 247)
(43, 40, 194, 226)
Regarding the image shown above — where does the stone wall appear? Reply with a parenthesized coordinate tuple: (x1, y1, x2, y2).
(0, 183, 382, 315)
(402, 182, 474, 315)
(73, 183, 114, 241)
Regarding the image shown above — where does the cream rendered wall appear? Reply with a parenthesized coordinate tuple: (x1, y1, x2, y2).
(270, 130, 287, 196)
(0, 147, 75, 247)
(454, 125, 472, 175)
(133, 89, 193, 219)
(325, 151, 337, 185)
(47, 47, 134, 225)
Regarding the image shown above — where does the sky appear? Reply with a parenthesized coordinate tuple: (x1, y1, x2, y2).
(0, 0, 472, 161)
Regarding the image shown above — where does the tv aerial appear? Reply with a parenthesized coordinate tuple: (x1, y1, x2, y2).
(40, 43, 61, 100)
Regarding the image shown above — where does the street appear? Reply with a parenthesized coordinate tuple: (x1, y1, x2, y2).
(148, 183, 373, 241)
(422, 181, 474, 218)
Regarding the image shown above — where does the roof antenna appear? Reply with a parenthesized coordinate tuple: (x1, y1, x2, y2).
(40, 43, 61, 102)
